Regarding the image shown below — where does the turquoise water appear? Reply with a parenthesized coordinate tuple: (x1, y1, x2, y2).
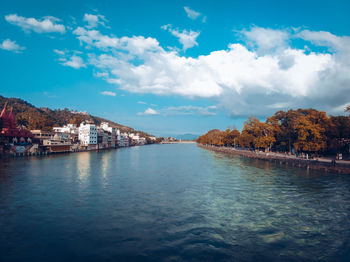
(0, 144, 350, 261)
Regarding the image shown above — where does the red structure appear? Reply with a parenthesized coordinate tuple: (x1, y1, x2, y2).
(0, 102, 33, 139)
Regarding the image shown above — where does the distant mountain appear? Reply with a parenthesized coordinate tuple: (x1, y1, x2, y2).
(175, 134, 199, 141)
(0, 95, 151, 136)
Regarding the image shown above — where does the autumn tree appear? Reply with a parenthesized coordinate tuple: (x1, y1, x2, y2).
(293, 115, 326, 152)
(327, 116, 350, 154)
(222, 128, 240, 146)
(237, 117, 276, 151)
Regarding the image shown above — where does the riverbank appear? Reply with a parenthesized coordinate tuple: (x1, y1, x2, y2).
(0, 144, 151, 159)
(198, 144, 350, 174)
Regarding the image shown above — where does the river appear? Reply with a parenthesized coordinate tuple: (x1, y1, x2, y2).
(0, 144, 350, 261)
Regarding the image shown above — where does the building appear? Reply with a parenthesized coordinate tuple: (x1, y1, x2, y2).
(31, 130, 54, 144)
(129, 133, 147, 145)
(43, 133, 72, 153)
(54, 132, 70, 141)
(97, 128, 109, 149)
(139, 137, 147, 145)
(116, 129, 121, 146)
(119, 133, 130, 147)
(0, 103, 33, 144)
(100, 122, 116, 148)
(100, 122, 114, 133)
(78, 123, 98, 150)
(53, 124, 78, 134)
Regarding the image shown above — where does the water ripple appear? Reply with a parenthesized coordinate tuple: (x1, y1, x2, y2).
(0, 144, 350, 261)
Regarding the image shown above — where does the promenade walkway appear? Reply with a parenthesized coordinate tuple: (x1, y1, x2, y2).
(198, 144, 350, 174)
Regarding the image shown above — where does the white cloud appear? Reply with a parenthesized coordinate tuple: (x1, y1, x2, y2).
(184, 6, 200, 20)
(137, 108, 160, 115)
(101, 91, 116, 96)
(73, 27, 161, 54)
(5, 14, 65, 34)
(0, 39, 25, 53)
(83, 13, 107, 29)
(162, 24, 200, 51)
(94, 71, 109, 78)
(62, 55, 86, 69)
(67, 24, 350, 116)
(239, 26, 290, 54)
(297, 30, 350, 52)
(138, 101, 147, 104)
(53, 49, 65, 55)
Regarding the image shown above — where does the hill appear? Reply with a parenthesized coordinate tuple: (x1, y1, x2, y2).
(0, 95, 149, 136)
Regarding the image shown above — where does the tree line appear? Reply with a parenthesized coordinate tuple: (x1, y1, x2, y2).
(197, 108, 350, 155)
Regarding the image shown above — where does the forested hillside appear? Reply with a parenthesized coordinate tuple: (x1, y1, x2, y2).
(0, 95, 137, 133)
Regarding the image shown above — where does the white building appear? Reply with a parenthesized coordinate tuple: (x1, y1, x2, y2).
(119, 133, 130, 147)
(116, 129, 121, 146)
(129, 133, 147, 145)
(79, 123, 98, 147)
(139, 137, 147, 145)
(54, 132, 70, 141)
(53, 124, 79, 134)
(100, 122, 114, 133)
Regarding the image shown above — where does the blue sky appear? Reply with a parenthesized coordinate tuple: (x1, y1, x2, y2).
(1, 0, 350, 136)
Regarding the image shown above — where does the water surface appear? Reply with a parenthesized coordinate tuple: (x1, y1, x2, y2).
(1, 144, 350, 261)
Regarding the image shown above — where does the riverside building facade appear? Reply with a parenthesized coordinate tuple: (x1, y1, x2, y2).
(78, 123, 98, 150)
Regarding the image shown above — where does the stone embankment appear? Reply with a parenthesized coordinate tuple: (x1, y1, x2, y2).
(198, 144, 350, 174)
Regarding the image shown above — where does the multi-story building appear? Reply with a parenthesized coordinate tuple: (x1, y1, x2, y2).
(54, 132, 70, 141)
(78, 123, 98, 150)
(129, 133, 147, 145)
(119, 133, 130, 147)
(116, 129, 121, 146)
(30, 130, 54, 144)
(100, 122, 116, 148)
(139, 137, 147, 145)
(97, 128, 109, 149)
(43, 133, 72, 153)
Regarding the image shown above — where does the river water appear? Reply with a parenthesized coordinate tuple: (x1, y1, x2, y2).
(0, 144, 350, 261)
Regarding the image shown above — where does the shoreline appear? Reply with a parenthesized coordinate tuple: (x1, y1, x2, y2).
(0, 144, 151, 159)
(197, 144, 350, 175)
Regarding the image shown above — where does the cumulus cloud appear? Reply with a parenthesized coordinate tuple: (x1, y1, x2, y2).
(62, 55, 86, 69)
(0, 39, 25, 53)
(83, 13, 107, 29)
(66, 24, 350, 116)
(137, 108, 160, 115)
(101, 91, 116, 96)
(162, 24, 200, 51)
(5, 14, 65, 34)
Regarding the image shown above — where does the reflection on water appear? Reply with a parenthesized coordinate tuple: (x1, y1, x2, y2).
(77, 152, 91, 181)
(100, 151, 112, 178)
(0, 144, 350, 262)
